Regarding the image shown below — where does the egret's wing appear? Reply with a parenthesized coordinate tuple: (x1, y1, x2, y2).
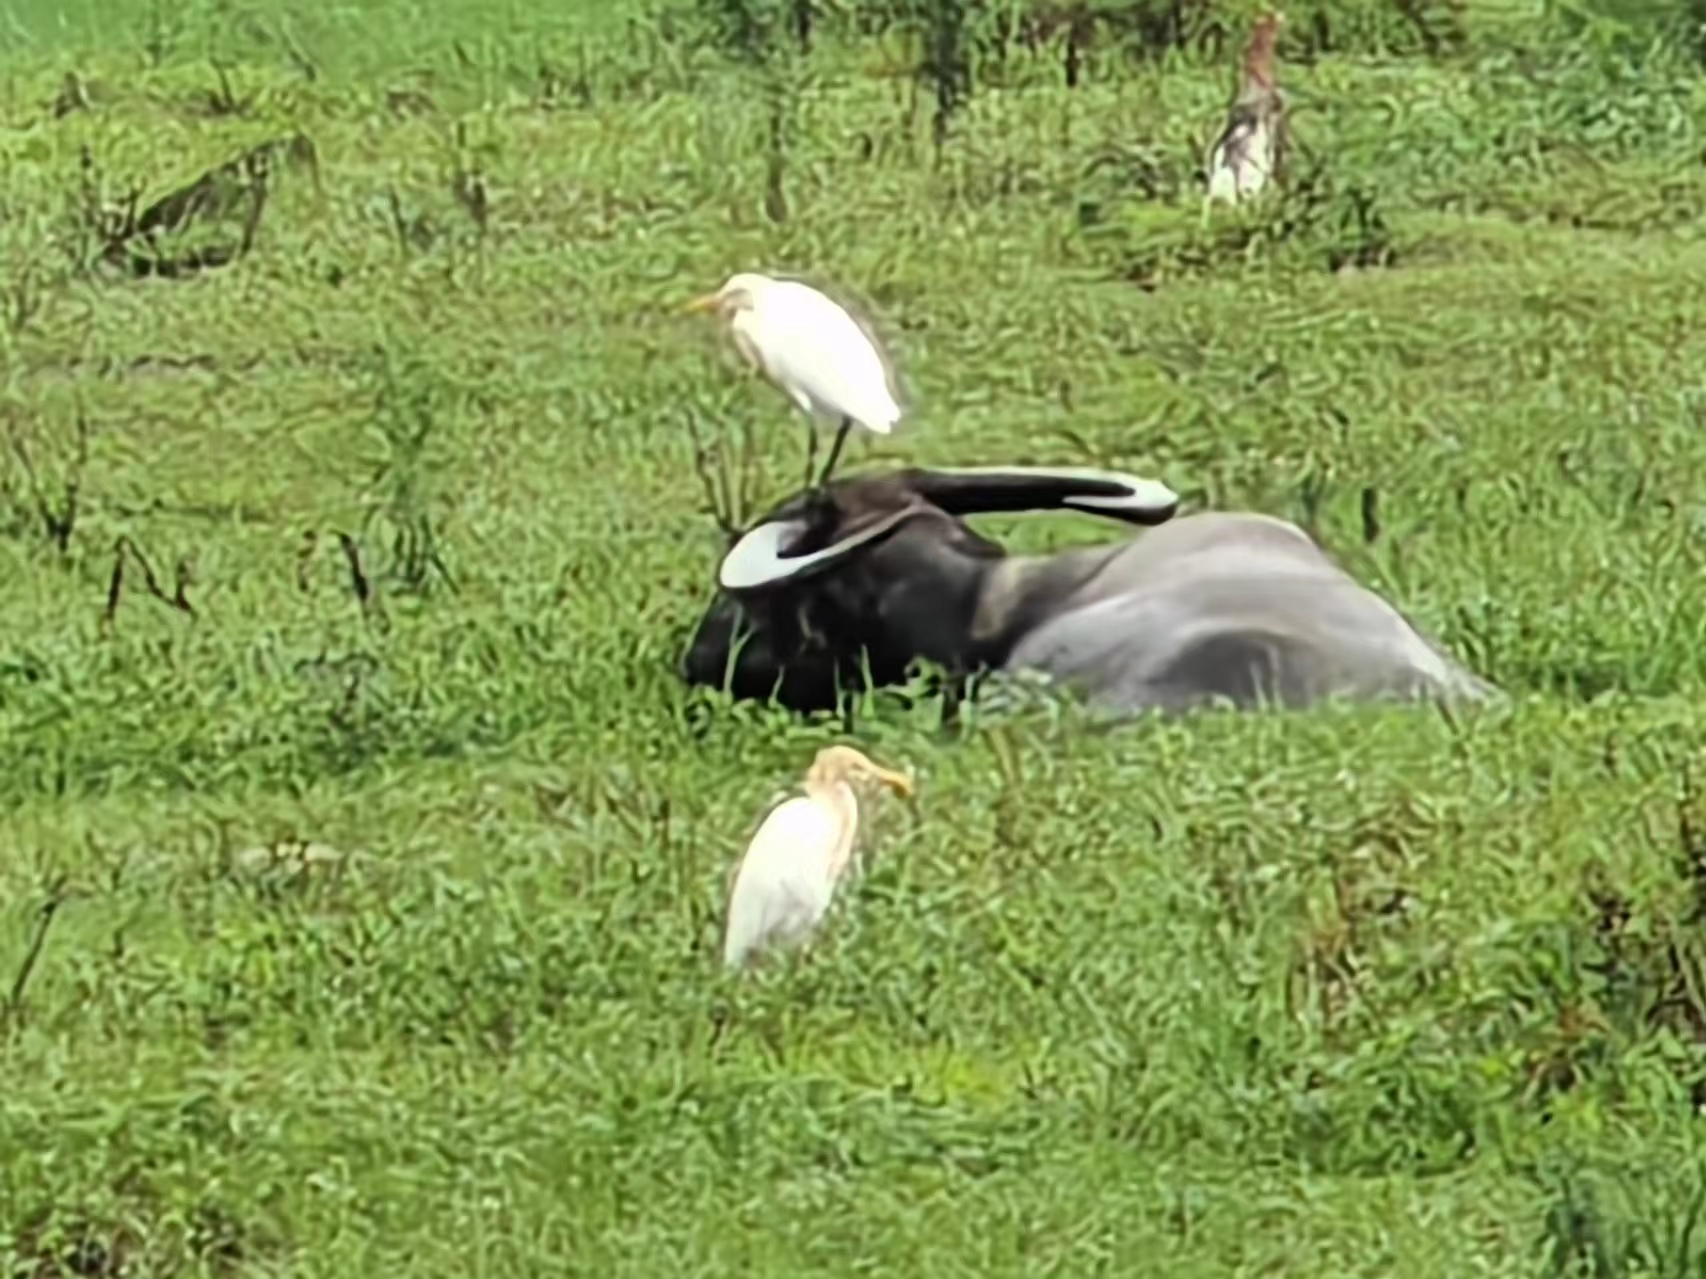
(751, 283, 902, 433)
(723, 796, 843, 968)
(1207, 101, 1277, 201)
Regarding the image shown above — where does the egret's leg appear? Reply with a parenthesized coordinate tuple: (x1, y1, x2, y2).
(816, 417, 854, 489)
(803, 426, 819, 490)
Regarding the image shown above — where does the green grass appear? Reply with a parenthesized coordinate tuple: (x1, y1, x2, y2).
(3, 1, 1706, 1274)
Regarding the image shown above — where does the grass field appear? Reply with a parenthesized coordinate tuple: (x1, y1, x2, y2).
(3, 0, 1706, 1273)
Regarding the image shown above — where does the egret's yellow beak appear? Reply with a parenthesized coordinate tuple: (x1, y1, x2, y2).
(878, 769, 915, 799)
(682, 292, 721, 315)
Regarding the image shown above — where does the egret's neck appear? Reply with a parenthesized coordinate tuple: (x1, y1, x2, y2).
(804, 778, 860, 877)
(1242, 33, 1278, 91)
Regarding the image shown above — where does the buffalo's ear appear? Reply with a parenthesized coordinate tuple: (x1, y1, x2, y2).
(719, 504, 924, 593)
(911, 466, 1179, 526)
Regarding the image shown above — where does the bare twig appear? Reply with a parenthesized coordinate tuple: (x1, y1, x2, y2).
(685, 410, 742, 545)
(119, 535, 191, 611)
(235, 150, 271, 257)
(101, 545, 124, 633)
(101, 534, 196, 632)
(172, 556, 195, 611)
(335, 531, 373, 611)
(51, 70, 91, 118)
(6, 411, 89, 552)
(204, 60, 257, 116)
(294, 527, 382, 617)
(281, 29, 319, 82)
(4, 872, 71, 1030)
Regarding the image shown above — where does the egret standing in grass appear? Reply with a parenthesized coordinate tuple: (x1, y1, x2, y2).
(722, 745, 915, 971)
(685, 272, 904, 493)
(1204, 10, 1288, 217)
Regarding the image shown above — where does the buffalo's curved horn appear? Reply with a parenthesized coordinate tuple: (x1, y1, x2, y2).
(912, 466, 1179, 525)
(719, 505, 924, 593)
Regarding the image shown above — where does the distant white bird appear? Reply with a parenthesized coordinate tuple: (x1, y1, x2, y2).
(1205, 11, 1288, 213)
(722, 745, 915, 971)
(685, 272, 904, 492)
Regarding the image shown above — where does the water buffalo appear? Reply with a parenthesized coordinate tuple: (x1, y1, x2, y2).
(680, 465, 1496, 717)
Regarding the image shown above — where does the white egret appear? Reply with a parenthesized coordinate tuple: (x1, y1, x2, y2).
(685, 272, 903, 491)
(721, 745, 915, 971)
(1204, 11, 1288, 215)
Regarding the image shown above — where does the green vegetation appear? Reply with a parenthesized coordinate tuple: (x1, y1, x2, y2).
(3, 0, 1706, 1273)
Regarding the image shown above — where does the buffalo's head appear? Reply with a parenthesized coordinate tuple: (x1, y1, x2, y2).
(681, 465, 1179, 712)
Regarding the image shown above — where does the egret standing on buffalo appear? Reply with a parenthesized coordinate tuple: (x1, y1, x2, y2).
(722, 745, 915, 971)
(685, 272, 904, 492)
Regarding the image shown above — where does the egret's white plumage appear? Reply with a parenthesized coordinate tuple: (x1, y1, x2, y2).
(721, 794, 846, 969)
(687, 272, 903, 489)
(1206, 110, 1278, 205)
(722, 745, 914, 971)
